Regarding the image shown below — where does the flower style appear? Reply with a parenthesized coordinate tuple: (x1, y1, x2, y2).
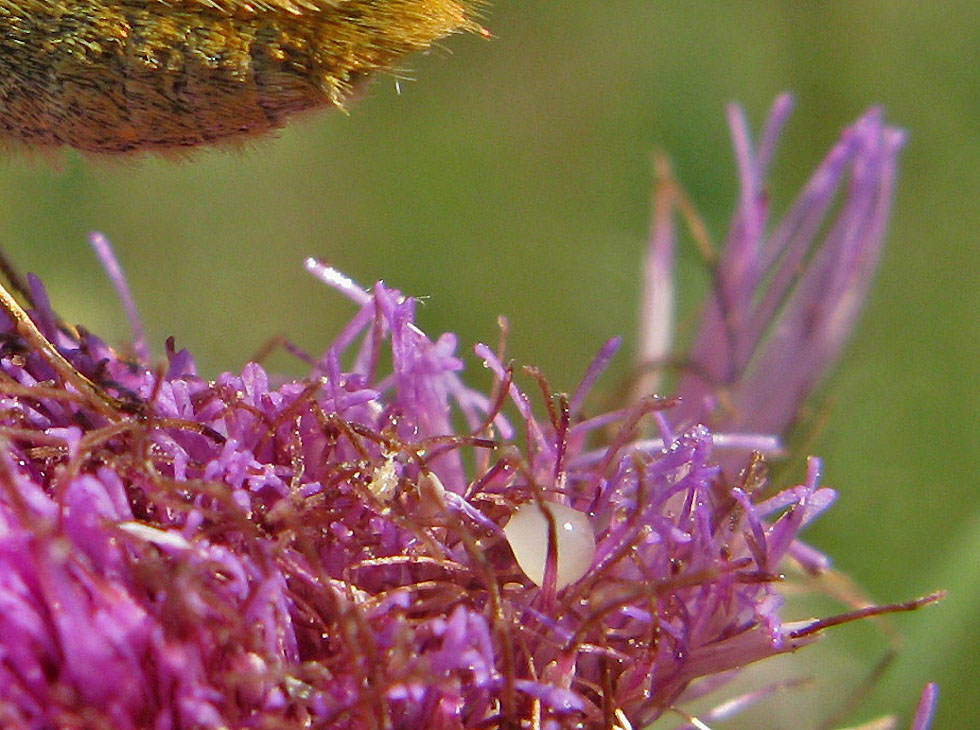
(0, 97, 937, 729)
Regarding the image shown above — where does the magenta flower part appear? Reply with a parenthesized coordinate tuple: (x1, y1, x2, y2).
(642, 95, 906, 438)
(0, 98, 936, 730)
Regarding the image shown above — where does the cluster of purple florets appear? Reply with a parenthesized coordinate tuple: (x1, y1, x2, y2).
(0, 270, 835, 729)
(0, 96, 937, 730)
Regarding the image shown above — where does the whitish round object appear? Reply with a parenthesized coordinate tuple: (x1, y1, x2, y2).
(503, 502, 596, 589)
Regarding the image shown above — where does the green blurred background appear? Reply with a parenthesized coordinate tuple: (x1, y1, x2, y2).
(0, 1, 976, 727)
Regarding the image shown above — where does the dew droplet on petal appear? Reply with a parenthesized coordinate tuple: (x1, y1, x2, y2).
(503, 501, 596, 589)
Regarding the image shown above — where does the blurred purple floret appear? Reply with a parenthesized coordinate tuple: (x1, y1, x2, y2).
(641, 95, 906, 439)
(0, 98, 937, 729)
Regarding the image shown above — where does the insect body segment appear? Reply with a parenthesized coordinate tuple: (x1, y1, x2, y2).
(0, 1, 480, 153)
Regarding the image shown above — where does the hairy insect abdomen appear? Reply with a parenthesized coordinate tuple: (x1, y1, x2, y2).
(0, 1, 479, 153)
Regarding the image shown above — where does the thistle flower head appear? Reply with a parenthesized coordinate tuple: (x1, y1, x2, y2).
(0, 98, 936, 729)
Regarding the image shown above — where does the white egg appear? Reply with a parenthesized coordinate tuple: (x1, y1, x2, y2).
(503, 501, 596, 589)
